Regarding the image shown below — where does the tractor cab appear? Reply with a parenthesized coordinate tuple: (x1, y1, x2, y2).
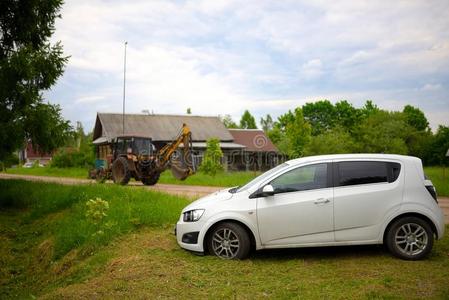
(112, 135, 156, 158)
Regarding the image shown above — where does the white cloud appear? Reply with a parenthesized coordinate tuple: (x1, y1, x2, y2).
(46, 0, 449, 130)
(75, 95, 105, 104)
(421, 83, 442, 91)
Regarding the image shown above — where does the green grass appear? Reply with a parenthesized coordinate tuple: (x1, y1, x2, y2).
(1, 179, 449, 299)
(0, 180, 189, 259)
(159, 169, 260, 187)
(424, 166, 449, 197)
(4, 166, 88, 179)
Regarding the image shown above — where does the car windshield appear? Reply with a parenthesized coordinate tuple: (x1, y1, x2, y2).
(235, 163, 288, 193)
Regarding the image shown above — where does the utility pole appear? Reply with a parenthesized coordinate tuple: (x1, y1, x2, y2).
(122, 41, 128, 135)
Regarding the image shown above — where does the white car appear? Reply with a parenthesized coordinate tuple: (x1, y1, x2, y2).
(176, 154, 445, 260)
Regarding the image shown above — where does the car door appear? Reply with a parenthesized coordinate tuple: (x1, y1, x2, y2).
(333, 160, 403, 242)
(256, 163, 334, 246)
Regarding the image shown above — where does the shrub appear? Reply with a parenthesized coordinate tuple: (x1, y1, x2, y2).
(200, 138, 223, 176)
(51, 147, 94, 168)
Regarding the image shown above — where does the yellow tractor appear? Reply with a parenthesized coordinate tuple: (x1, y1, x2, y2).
(93, 124, 196, 185)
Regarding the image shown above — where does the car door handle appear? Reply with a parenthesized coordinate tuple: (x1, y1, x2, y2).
(314, 198, 330, 204)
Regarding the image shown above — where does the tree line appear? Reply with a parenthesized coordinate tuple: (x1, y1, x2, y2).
(222, 101, 449, 166)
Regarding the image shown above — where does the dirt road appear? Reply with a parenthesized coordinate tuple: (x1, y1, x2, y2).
(0, 173, 221, 198)
(1, 173, 448, 223)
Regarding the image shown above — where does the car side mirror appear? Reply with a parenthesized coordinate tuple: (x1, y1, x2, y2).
(262, 184, 274, 195)
(249, 184, 275, 199)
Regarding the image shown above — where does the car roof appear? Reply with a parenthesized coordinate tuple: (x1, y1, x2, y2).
(286, 153, 420, 166)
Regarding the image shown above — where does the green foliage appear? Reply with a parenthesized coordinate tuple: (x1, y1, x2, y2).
(0, 153, 19, 169)
(427, 126, 449, 165)
(239, 110, 257, 129)
(85, 198, 109, 225)
(24, 102, 73, 154)
(302, 100, 337, 135)
(268, 99, 444, 164)
(260, 114, 274, 132)
(268, 108, 311, 157)
(355, 111, 411, 154)
(284, 108, 312, 157)
(0, 180, 189, 258)
(51, 127, 95, 168)
(51, 147, 94, 168)
(220, 114, 239, 128)
(304, 127, 357, 156)
(186, 108, 192, 114)
(0, 0, 69, 160)
(200, 138, 224, 176)
(403, 105, 429, 131)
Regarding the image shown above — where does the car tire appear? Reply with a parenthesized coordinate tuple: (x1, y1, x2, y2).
(207, 222, 251, 260)
(386, 216, 434, 260)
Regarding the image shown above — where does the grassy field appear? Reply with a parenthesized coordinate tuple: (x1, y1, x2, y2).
(4, 165, 449, 196)
(1, 179, 449, 299)
(4, 166, 87, 179)
(425, 166, 449, 198)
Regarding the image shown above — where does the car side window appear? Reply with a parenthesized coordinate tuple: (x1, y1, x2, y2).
(270, 163, 328, 193)
(337, 161, 395, 187)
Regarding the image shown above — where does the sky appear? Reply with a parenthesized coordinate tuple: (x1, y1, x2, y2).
(46, 0, 449, 131)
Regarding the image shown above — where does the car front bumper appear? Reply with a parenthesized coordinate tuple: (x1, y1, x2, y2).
(175, 220, 206, 252)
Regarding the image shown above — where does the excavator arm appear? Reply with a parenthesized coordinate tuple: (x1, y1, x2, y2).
(155, 123, 196, 180)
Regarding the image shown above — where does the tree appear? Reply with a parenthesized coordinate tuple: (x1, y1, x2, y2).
(220, 114, 239, 128)
(260, 114, 274, 132)
(303, 127, 357, 156)
(199, 138, 223, 176)
(360, 100, 379, 118)
(354, 111, 411, 154)
(239, 110, 257, 129)
(302, 100, 337, 135)
(403, 105, 429, 131)
(285, 108, 312, 157)
(426, 126, 449, 165)
(186, 108, 192, 114)
(334, 100, 361, 131)
(0, 0, 70, 160)
(270, 108, 311, 157)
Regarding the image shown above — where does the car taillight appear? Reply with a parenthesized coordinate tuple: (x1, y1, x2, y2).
(425, 185, 437, 203)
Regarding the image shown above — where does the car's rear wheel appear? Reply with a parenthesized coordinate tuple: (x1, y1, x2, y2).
(386, 216, 434, 260)
(207, 222, 250, 259)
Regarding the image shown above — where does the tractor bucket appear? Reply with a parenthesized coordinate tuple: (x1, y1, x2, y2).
(171, 163, 190, 180)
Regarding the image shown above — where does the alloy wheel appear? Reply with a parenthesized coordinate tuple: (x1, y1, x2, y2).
(394, 223, 428, 256)
(212, 228, 240, 259)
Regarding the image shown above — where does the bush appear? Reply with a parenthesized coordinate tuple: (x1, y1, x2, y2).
(200, 138, 223, 176)
(51, 147, 94, 168)
(0, 153, 19, 169)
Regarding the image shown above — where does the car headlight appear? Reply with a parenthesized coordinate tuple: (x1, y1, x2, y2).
(183, 209, 205, 222)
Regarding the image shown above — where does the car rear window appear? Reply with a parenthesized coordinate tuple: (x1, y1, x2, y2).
(337, 161, 401, 187)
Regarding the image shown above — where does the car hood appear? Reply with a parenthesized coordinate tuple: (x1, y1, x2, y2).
(182, 187, 234, 212)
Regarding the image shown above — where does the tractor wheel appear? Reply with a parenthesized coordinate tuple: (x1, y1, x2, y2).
(112, 157, 131, 185)
(141, 172, 160, 186)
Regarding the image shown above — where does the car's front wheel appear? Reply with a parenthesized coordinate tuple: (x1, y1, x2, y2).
(386, 216, 434, 260)
(207, 222, 250, 259)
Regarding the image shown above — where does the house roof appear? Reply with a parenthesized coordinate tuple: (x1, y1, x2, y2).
(93, 113, 234, 142)
(228, 129, 278, 152)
